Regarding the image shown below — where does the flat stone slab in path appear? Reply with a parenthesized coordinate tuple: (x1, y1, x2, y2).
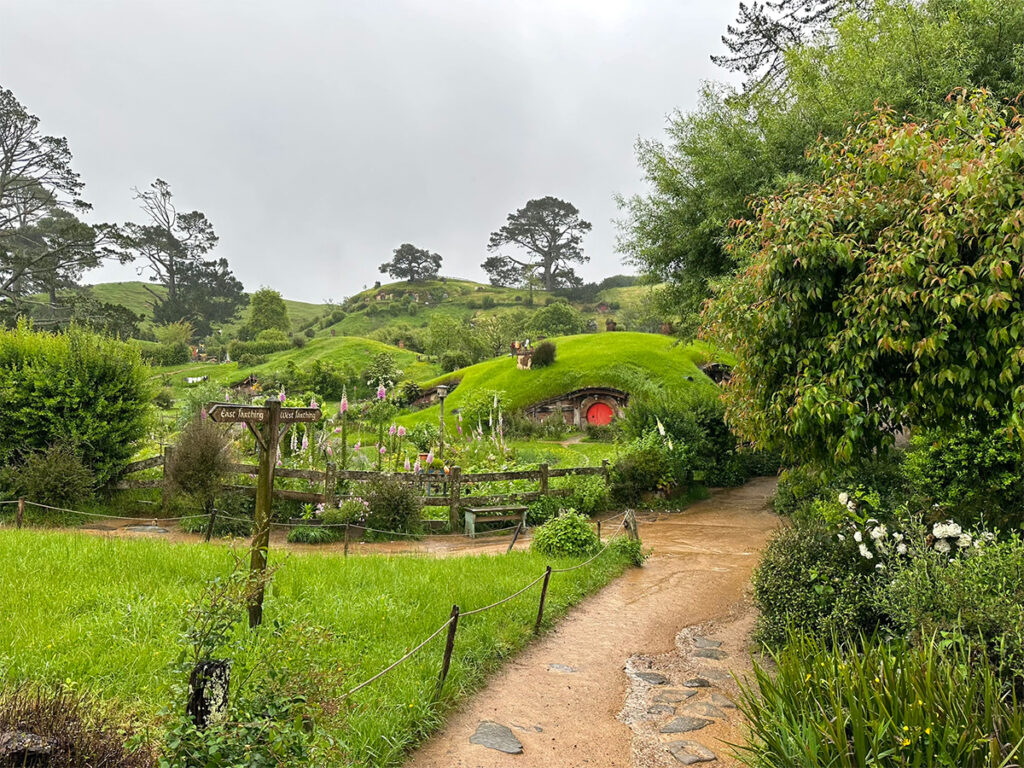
(684, 701, 726, 719)
(654, 689, 697, 703)
(469, 721, 523, 754)
(659, 716, 713, 734)
(683, 677, 712, 688)
(124, 525, 168, 534)
(635, 671, 670, 685)
(692, 648, 728, 660)
(711, 692, 738, 709)
(693, 636, 722, 649)
(547, 663, 577, 673)
(666, 740, 717, 764)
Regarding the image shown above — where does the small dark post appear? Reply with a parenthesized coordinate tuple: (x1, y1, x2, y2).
(535, 565, 552, 633)
(626, 510, 640, 541)
(601, 458, 610, 485)
(203, 505, 217, 543)
(16, 498, 24, 529)
(506, 522, 522, 553)
(435, 604, 460, 699)
(187, 660, 231, 729)
(597, 520, 601, 542)
(344, 522, 350, 557)
(448, 466, 462, 531)
(539, 463, 549, 495)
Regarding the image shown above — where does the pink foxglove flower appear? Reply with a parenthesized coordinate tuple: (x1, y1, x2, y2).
(301, 434, 309, 452)
(377, 384, 386, 400)
(340, 392, 349, 414)
(310, 398, 318, 408)
(414, 460, 421, 473)
(279, 389, 286, 402)
(326, 446, 333, 456)
(397, 426, 406, 437)
(353, 441, 361, 452)
(389, 424, 397, 436)
(379, 446, 386, 455)
(426, 450, 434, 464)
(200, 408, 208, 421)
(404, 458, 411, 471)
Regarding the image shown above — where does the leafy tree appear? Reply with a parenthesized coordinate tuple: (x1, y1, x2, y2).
(472, 310, 531, 357)
(363, 351, 403, 388)
(379, 243, 442, 282)
(621, 0, 1024, 331)
(481, 255, 528, 288)
(118, 179, 243, 331)
(0, 86, 123, 313)
(703, 93, 1024, 465)
(242, 287, 290, 338)
(485, 197, 591, 291)
(529, 301, 586, 338)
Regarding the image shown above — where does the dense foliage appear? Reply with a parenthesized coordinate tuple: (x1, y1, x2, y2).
(531, 510, 599, 558)
(0, 442, 95, 507)
(0, 323, 150, 485)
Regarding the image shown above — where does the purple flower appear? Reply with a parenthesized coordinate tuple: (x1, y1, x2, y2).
(379, 446, 386, 455)
(389, 424, 397, 436)
(310, 398, 318, 408)
(426, 450, 434, 464)
(326, 446, 333, 456)
(353, 441, 361, 452)
(397, 426, 406, 437)
(404, 458, 411, 471)
(414, 460, 421, 472)
(377, 384, 386, 400)
(301, 434, 309, 452)
(200, 408, 208, 421)
(279, 389, 286, 402)
(333, 427, 342, 434)
(340, 393, 349, 414)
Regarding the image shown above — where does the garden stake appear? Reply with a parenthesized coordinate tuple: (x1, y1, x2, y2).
(535, 566, 552, 633)
(597, 520, 601, 542)
(435, 604, 460, 700)
(16, 498, 23, 529)
(344, 522, 350, 557)
(506, 522, 522, 553)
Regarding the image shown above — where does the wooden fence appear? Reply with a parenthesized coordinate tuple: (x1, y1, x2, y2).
(115, 451, 611, 528)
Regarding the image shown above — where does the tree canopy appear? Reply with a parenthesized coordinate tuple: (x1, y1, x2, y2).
(703, 93, 1024, 465)
(380, 243, 442, 282)
(243, 287, 291, 338)
(485, 197, 591, 290)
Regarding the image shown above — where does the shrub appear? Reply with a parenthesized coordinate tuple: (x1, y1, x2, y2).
(440, 351, 472, 372)
(529, 302, 586, 337)
(180, 492, 253, 538)
(459, 389, 505, 432)
(408, 423, 439, 453)
(752, 521, 885, 646)
(235, 353, 265, 368)
(558, 475, 609, 517)
(531, 510, 599, 558)
(287, 525, 338, 544)
(610, 431, 678, 505)
(532, 340, 556, 368)
(0, 684, 155, 768)
(157, 341, 190, 365)
(0, 323, 150, 486)
(153, 387, 175, 410)
(165, 418, 233, 520)
(175, 381, 225, 427)
(291, 334, 307, 348)
(323, 499, 369, 526)
(527, 495, 563, 526)
(362, 475, 422, 534)
(304, 327, 315, 338)
(878, 536, 1024, 682)
(481, 295, 496, 309)
(1, 443, 94, 507)
(739, 633, 1024, 768)
(396, 380, 422, 407)
(608, 535, 648, 567)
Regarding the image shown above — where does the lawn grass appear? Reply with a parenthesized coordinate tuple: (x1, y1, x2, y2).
(0, 529, 633, 766)
(402, 332, 724, 426)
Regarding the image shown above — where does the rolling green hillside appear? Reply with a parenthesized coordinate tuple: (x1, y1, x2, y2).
(152, 335, 438, 398)
(402, 332, 724, 426)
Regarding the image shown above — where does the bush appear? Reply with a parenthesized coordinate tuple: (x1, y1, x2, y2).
(752, 521, 885, 646)
(0, 324, 150, 486)
(531, 510, 599, 558)
(165, 418, 233, 519)
(153, 387, 175, 409)
(481, 295, 496, 309)
(558, 475, 609, 517)
(529, 302, 586, 337)
(304, 327, 315, 338)
(408, 423, 439, 453)
(527, 495, 563, 526)
(291, 334, 307, 348)
(1, 443, 94, 507)
(227, 335, 291, 359)
(157, 341, 190, 365)
(287, 525, 338, 544)
(608, 535, 648, 567)
(396, 380, 422, 407)
(878, 537, 1024, 682)
(235, 353, 265, 367)
(362, 475, 422, 534)
(739, 633, 1024, 768)
(0, 684, 155, 768)
(440, 351, 473, 372)
(610, 431, 678, 505)
(532, 341, 556, 368)
(904, 423, 1024, 531)
(180, 491, 253, 538)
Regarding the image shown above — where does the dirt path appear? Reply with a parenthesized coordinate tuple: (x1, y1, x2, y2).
(404, 477, 779, 768)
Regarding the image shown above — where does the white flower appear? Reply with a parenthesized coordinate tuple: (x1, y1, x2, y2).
(892, 532, 904, 542)
(847, 500, 858, 512)
(934, 539, 951, 554)
(875, 563, 885, 571)
(854, 531, 863, 543)
(838, 492, 850, 506)
(837, 533, 846, 541)
(957, 533, 972, 548)
(896, 543, 908, 555)
(981, 532, 996, 543)
(933, 521, 962, 539)
(870, 525, 887, 541)
(858, 543, 873, 560)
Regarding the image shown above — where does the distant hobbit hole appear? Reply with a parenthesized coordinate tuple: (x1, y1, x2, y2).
(525, 387, 628, 427)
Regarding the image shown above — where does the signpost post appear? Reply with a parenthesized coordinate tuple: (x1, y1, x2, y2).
(207, 399, 322, 628)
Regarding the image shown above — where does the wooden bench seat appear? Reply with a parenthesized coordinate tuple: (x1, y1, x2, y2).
(463, 505, 528, 538)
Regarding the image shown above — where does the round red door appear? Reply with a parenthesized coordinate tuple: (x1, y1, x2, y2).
(586, 402, 613, 425)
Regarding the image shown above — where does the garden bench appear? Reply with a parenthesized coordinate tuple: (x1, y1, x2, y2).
(463, 505, 527, 538)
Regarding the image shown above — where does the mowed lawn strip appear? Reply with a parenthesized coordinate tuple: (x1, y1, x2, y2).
(0, 529, 631, 766)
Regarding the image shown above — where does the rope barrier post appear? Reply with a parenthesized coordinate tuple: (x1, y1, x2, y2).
(535, 566, 552, 633)
(601, 458, 610, 486)
(506, 522, 522, 553)
(435, 604, 460, 700)
(539, 463, 549, 495)
(204, 506, 217, 543)
(448, 466, 462, 531)
(16, 498, 24, 529)
(597, 519, 601, 543)
(344, 523, 350, 558)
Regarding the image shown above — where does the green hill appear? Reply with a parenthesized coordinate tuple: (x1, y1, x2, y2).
(401, 332, 723, 426)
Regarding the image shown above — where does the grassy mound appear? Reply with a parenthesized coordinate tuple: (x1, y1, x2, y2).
(403, 332, 724, 425)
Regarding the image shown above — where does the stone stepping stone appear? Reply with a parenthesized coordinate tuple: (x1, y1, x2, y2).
(684, 677, 712, 688)
(711, 692, 737, 709)
(646, 704, 676, 716)
(684, 701, 726, 719)
(635, 671, 670, 685)
(693, 636, 722, 649)
(81, 523, 116, 531)
(470, 722, 523, 754)
(654, 689, 697, 703)
(659, 716, 713, 734)
(548, 663, 576, 673)
(511, 723, 543, 733)
(666, 740, 717, 764)
(124, 525, 168, 534)
(693, 648, 728, 660)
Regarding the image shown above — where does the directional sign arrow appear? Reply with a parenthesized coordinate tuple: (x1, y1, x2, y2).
(278, 407, 323, 423)
(205, 403, 322, 424)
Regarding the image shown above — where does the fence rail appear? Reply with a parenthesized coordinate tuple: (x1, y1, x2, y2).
(115, 452, 611, 529)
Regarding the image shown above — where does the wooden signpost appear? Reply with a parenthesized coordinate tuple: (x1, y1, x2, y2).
(207, 399, 322, 628)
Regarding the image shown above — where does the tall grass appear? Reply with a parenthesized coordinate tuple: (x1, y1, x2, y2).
(0, 529, 630, 766)
(738, 632, 1024, 768)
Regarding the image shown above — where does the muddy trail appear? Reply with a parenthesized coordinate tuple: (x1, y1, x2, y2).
(405, 477, 779, 768)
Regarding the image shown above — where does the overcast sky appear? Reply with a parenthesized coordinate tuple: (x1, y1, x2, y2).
(1, 0, 737, 303)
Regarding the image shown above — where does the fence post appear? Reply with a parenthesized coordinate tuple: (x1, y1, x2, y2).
(539, 463, 549, 495)
(161, 446, 175, 510)
(535, 566, 552, 633)
(344, 523, 350, 558)
(324, 462, 336, 505)
(597, 520, 601, 542)
(506, 522, 522, 553)
(601, 458, 610, 485)
(204, 505, 217, 542)
(626, 510, 640, 542)
(448, 466, 462, 531)
(16, 498, 24, 529)
(435, 604, 460, 700)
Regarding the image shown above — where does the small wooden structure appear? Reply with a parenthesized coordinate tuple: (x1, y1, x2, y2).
(525, 387, 629, 427)
(464, 504, 527, 538)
